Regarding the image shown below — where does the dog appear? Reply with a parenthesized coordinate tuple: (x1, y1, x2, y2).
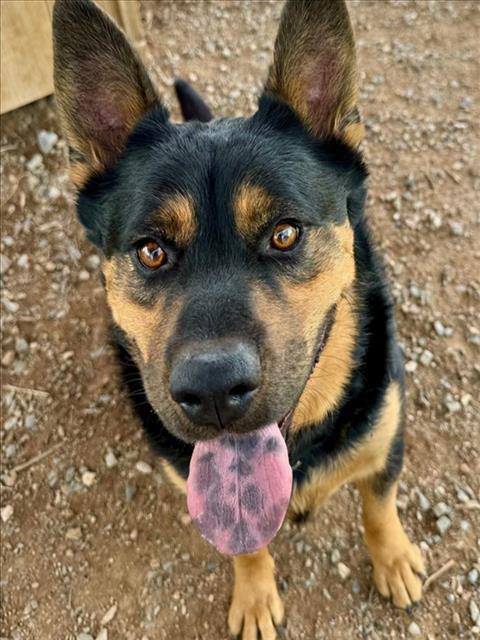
(52, 0, 425, 637)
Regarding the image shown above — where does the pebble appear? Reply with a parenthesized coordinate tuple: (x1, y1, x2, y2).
(405, 360, 417, 373)
(468, 569, 479, 585)
(78, 269, 90, 281)
(433, 320, 446, 336)
(26, 153, 44, 173)
(330, 549, 340, 564)
(1, 505, 14, 523)
(436, 514, 451, 535)
(81, 470, 97, 487)
(77, 634, 94, 640)
(419, 349, 433, 366)
(408, 621, 421, 637)
(87, 254, 101, 270)
(337, 562, 351, 580)
(37, 130, 58, 154)
(66, 527, 82, 541)
(96, 631, 108, 640)
(0, 253, 11, 275)
(100, 603, 117, 625)
(470, 600, 480, 625)
(105, 451, 118, 468)
(15, 337, 29, 354)
(136, 461, 152, 474)
(449, 221, 464, 236)
(433, 502, 451, 518)
(444, 394, 461, 413)
(416, 490, 431, 511)
(1, 350, 15, 367)
(125, 483, 136, 502)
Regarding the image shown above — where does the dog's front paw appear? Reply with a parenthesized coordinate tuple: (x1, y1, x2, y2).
(370, 536, 425, 609)
(228, 549, 284, 640)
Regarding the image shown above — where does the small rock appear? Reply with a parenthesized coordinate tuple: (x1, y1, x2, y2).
(66, 527, 82, 540)
(470, 599, 479, 625)
(436, 515, 451, 535)
(96, 631, 108, 640)
(78, 269, 90, 282)
(444, 394, 461, 413)
(330, 549, 341, 564)
(77, 634, 94, 640)
(24, 414, 36, 429)
(1, 350, 15, 367)
(26, 153, 43, 172)
(100, 603, 117, 625)
(87, 254, 101, 270)
(449, 221, 464, 236)
(337, 562, 351, 580)
(433, 320, 446, 336)
(105, 451, 118, 468)
(1, 505, 14, 523)
(408, 621, 421, 637)
(125, 482, 136, 502)
(419, 349, 433, 367)
(136, 461, 152, 474)
(416, 490, 431, 511)
(405, 360, 417, 373)
(37, 130, 58, 154)
(81, 470, 96, 487)
(468, 569, 479, 585)
(433, 502, 451, 518)
(15, 337, 29, 354)
(0, 253, 11, 275)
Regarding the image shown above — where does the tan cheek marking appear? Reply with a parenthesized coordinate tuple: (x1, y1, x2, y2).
(103, 259, 160, 362)
(234, 184, 276, 241)
(154, 193, 197, 247)
(291, 290, 357, 431)
(290, 382, 401, 517)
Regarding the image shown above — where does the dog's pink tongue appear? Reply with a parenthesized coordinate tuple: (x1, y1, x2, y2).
(187, 424, 292, 556)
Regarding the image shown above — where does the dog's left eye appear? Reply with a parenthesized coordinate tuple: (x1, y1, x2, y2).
(136, 240, 167, 269)
(270, 222, 300, 251)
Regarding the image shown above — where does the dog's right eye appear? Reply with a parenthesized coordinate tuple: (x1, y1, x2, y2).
(136, 240, 167, 270)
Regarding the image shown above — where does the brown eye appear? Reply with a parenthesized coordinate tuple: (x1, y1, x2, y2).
(137, 241, 167, 269)
(271, 222, 300, 251)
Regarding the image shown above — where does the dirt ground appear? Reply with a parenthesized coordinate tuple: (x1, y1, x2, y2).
(1, 1, 479, 639)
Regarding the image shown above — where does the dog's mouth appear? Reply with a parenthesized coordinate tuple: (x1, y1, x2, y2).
(186, 308, 335, 556)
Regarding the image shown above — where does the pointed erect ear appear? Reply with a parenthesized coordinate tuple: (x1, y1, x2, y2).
(265, 0, 363, 147)
(53, 0, 161, 185)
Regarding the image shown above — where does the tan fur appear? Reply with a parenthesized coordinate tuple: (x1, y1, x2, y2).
(234, 184, 276, 241)
(162, 460, 187, 494)
(154, 193, 197, 247)
(358, 480, 425, 608)
(265, 0, 362, 146)
(291, 291, 357, 430)
(228, 547, 284, 640)
(69, 161, 95, 189)
(290, 382, 401, 516)
(103, 259, 159, 361)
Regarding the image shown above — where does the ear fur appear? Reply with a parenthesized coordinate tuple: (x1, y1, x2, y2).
(53, 0, 161, 185)
(265, 0, 363, 146)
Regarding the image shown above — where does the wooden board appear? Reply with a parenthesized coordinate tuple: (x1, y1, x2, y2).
(0, 0, 143, 115)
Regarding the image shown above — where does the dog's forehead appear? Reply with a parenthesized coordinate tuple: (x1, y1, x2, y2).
(119, 116, 350, 248)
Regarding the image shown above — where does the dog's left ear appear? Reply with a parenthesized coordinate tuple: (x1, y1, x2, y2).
(53, 0, 162, 186)
(264, 0, 363, 147)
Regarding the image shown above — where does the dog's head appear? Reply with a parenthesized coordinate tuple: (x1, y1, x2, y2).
(53, 0, 367, 445)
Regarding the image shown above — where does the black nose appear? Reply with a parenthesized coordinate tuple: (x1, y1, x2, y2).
(169, 340, 261, 427)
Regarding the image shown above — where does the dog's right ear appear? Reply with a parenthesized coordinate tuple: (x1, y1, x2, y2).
(53, 0, 162, 187)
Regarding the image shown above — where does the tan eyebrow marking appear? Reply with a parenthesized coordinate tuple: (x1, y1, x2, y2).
(234, 183, 276, 240)
(153, 193, 197, 247)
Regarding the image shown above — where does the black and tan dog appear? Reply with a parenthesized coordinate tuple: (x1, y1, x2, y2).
(52, 0, 425, 637)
